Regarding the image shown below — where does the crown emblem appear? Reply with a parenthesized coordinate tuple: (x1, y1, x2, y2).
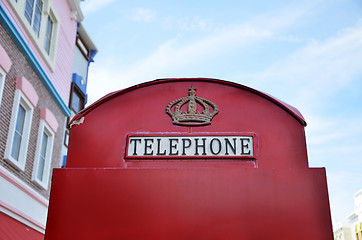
(166, 86, 219, 126)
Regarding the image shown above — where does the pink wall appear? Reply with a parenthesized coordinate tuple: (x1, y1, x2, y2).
(0, 0, 78, 105)
(52, 0, 78, 103)
(0, 43, 12, 72)
(16, 76, 39, 107)
(40, 108, 59, 133)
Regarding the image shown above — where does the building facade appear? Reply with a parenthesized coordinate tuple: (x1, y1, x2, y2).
(334, 190, 362, 240)
(0, 0, 96, 238)
(61, 22, 97, 166)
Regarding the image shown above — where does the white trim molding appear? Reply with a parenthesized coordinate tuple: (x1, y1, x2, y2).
(6, 0, 61, 71)
(0, 67, 6, 105)
(32, 120, 55, 190)
(67, 0, 84, 22)
(0, 165, 48, 233)
(4, 90, 34, 171)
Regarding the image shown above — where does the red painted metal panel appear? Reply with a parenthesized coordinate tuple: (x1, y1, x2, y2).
(45, 168, 333, 240)
(72, 78, 306, 126)
(45, 79, 333, 239)
(66, 79, 308, 169)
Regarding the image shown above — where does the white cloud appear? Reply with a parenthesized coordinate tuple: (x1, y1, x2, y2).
(253, 20, 362, 88)
(131, 8, 156, 22)
(327, 171, 362, 221)
(163, 16, 214, 32)
(87, 6, 308, 100)
(85, 6, 310, 107)
(81, 0, 116, 14)
(86, 60, 128, 105)
(245, 20, 362, 222)
(273, 34, 301, 42)
(86, 24, 273, 105)
(245, 19, 362, 127)
(243, 18, 362, 158)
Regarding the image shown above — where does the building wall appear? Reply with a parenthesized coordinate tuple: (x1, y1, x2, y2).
(0, 23, 64, 199)
(0, 0, 77, 104)
(72, 47, 88, 82)
(0, 0, 85, 235)
(51, 0, 77, 103)
(334, 189, 362, 240)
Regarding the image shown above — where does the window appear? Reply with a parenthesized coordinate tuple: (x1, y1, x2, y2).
(64, 130, 69, 147)
(71, 90, 82, 112)
(32, 120, 54, 189)
(37, 132, 48, 180)
(76, 37, 90, 60)
(24, 0, 43, 37)
(11, 105, 26, 160)
(4, 90, 34, 170)
(9, 0, 60, 68)
(32, 0, 43, 36)
(70, 84, 85, 113)
(0, 68, 5, 105)
(24, 0, 34, 24)
(44, 15, 53, 54)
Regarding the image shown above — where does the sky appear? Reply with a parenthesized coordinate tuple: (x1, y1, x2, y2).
(80, 0, 362, 222)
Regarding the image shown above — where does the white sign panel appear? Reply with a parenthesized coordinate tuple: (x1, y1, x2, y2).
(126, 135, 254, 158)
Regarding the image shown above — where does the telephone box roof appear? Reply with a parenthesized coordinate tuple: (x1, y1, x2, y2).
(71, 78, 306, 126)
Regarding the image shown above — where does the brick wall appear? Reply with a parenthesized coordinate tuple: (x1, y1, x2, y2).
(0, 24, 66, 199)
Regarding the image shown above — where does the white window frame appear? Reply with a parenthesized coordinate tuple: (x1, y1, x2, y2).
(24, 0, 44, 37)
(4, 90, 34, 171)
(32, 120, 54, 189)
(0, 68, 5, 105)
(8, 0, 60, 70)
(44, 13, 55, 55)
(43, 8, 59, 62)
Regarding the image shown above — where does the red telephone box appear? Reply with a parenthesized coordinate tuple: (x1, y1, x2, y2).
(45, 78, 333, 239)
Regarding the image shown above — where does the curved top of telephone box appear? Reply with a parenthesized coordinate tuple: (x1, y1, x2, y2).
(67, 78, 308, 169)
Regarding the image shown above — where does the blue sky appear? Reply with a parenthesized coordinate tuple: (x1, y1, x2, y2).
(80, 0, 362, 222)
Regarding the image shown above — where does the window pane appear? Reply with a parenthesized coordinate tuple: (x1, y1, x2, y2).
(25, 0, 35, 24)
(11, 132, 22, 161)
(44, 16, 54, 54)
(32, 0, 43, 37)
(77, 38, 89, 58)
(40, 132, 48, 159)
(71, 91, 83, 112)
(15, 105, 26, 133)
(11, 105, 26, 161)
(37, 156, 45, 181)
(37, 132, 48, 181)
